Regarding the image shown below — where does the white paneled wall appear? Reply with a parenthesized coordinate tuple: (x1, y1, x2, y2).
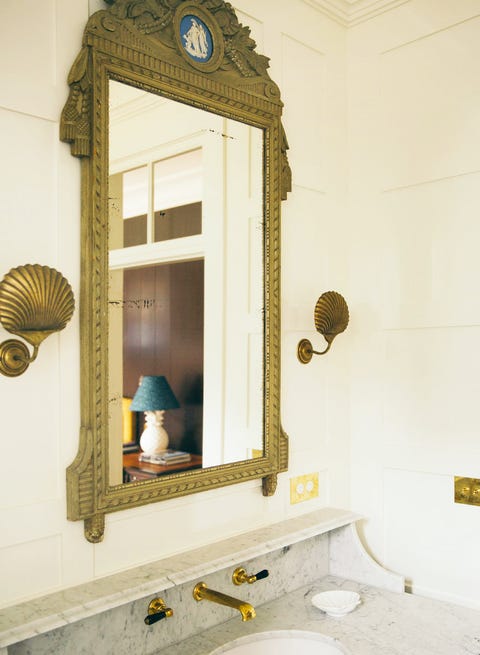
(279, 1, 349, 513)
(348, 0, 480, 609)
(3, 0, 478, 614)
(0, 1, 347, 608)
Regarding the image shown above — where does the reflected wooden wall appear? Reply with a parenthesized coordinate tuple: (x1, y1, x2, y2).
(123, 259, 204, 454)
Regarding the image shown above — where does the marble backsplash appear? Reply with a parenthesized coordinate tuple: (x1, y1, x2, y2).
(9, 532, 330, 655)
(3, 508, 403, 655)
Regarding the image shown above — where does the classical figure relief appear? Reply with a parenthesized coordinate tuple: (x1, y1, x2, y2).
(182, 17, 210, 59)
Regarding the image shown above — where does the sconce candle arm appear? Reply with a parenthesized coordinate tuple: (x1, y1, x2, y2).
(16, 344, 39, 364)
(297, 337, 331, 364)
(0, 339, 39, 377)
(310, 343, 331, 356)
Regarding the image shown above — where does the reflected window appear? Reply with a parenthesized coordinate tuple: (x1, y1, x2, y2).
(154, 149, 202, 215)
(108, 147, 206, 483)
(154, 150, 202, 241)
(154, 201, 201, 242)
(123, 166, 149, 218)
(111, 150, 203, 249)
(123, 166, 148, 247)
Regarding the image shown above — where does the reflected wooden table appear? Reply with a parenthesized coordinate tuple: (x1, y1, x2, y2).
(123, 451, 203, 482)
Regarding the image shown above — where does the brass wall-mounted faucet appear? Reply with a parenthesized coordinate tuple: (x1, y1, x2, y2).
(193, 582, 256, 621)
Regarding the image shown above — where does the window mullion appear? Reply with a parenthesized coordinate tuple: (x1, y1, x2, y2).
(147, 161, 154, 243)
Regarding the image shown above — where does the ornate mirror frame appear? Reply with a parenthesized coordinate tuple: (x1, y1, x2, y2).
(61, 0, 291, 543)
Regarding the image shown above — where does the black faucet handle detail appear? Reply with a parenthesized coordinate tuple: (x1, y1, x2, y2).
(144, 610, 168, 625)
(232, 567, 270, 585)
(144, 598, 173, 625)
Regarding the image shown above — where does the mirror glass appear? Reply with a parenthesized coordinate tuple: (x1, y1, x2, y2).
(107, 80, 265, 486)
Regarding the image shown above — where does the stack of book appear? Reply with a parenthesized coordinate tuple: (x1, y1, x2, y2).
(139, 450, 192, 465)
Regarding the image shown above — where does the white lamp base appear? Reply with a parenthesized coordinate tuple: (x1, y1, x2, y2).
(140, 410, 169, 455)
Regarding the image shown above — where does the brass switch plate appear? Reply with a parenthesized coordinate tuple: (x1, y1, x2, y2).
(290, 473, 319, 504)
(454, 477, 480, 506)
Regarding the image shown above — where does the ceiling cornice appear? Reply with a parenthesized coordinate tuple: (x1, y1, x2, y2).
(302, 0, 411, 27)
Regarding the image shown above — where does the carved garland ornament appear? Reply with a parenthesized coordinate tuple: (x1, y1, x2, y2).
(61, 0, 291, 198)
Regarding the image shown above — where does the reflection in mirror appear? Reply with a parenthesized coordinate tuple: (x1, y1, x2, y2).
(107, 80, 265, 486)
(62, 0, 290, 542)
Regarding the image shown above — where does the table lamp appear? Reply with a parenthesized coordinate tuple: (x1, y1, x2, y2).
(130, 375, 180, 455)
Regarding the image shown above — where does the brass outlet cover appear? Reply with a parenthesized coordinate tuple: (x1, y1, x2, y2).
(290, 473, 319, 504)
(454, 477, 480, 506)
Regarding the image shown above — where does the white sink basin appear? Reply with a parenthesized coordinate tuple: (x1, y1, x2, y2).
(209, 630, 347, 655)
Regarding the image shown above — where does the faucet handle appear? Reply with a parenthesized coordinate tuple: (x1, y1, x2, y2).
(144, 597, 174, 625)
(232, 567, 269, 585)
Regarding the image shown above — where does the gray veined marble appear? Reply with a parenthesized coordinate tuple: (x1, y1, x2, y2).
(329, 523, 404, 592)
(159, 577, 480, 655)
(6, 520, 333, 655)
(3, 508, 480, 655)
(0, 508, 358, 651)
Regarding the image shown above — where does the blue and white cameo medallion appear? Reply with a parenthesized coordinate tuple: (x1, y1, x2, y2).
(180, 15, 214, 63)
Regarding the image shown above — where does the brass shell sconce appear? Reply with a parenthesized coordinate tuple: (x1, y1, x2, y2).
(0, 264, 75, 377)
(297, 291, 349, 364)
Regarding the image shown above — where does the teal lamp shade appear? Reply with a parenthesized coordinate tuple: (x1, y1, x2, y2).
(130, 376, 180, 456)
(130, 376, 179, 412)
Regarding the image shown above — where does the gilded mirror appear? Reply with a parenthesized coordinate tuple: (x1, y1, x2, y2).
(62, 0, 291, 542)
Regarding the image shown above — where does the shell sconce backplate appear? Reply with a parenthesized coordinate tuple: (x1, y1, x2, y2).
(0, 264, 75, 376)
(297, 291, 349, 364)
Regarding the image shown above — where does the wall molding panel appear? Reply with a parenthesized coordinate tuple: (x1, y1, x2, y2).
(302, 0, 411, 27)
(0, 0, 350, 607)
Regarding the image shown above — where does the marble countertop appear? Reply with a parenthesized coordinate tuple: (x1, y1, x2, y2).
(0, 508, 359, 649)
(157, 576, 480, 655)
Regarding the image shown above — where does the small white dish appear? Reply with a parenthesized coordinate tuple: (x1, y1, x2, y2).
(311, 590, 361, 617)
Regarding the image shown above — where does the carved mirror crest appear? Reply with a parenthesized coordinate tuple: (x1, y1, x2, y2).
(62, 0, 291, 543)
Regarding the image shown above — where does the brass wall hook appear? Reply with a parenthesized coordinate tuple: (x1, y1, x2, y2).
(297, 291, 349, 364)
(0, 264, 75, 377)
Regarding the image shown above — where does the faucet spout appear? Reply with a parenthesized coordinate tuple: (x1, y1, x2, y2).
(193, 582, 256, 621)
